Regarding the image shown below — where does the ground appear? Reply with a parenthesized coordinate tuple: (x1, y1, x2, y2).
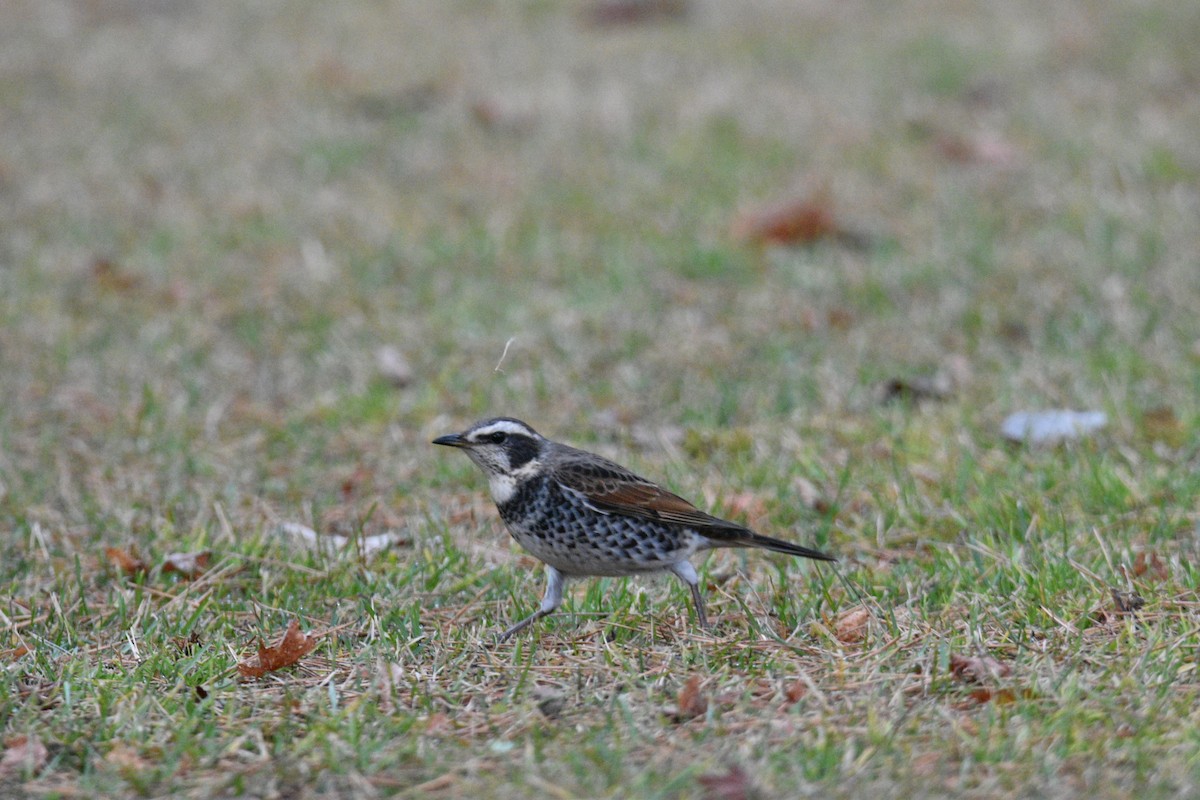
(1, 0, 1199, 797)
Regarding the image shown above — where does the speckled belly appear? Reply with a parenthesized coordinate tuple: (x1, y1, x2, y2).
(496, 476, 702, 576)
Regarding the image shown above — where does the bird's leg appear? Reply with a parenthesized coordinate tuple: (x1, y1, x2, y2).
(670, 561, 709, 630)
(498, 565, 565, 642)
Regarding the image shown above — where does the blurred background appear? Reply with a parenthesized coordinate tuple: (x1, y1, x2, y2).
(2, 0, 1197, 541)
(3, 1, 1200, 795)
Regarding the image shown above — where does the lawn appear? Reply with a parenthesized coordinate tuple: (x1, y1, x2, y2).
(2, 0, 1199, 797)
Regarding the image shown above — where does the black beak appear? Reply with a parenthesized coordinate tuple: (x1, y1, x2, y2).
(432, 433, 468, 447)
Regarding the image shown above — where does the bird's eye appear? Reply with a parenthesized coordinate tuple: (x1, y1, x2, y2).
(488, 431, 508, 444)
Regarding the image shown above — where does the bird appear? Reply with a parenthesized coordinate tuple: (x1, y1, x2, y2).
(433, 416, 835, 640)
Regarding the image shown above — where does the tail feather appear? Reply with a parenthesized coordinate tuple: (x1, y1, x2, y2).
(704, 526, 835, 562)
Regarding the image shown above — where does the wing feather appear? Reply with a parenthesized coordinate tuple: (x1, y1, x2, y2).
(550, 444, 835, 561)
(551, 448, 745, 533)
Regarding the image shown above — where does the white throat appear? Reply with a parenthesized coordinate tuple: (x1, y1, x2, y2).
(486, 459, 542, 505)
(488, 473, 519, 504)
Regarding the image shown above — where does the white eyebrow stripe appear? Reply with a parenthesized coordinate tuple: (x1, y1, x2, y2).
(468, 420, 536, 440)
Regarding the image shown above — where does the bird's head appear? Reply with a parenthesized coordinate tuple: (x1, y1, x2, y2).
(433, 417, 545, 502)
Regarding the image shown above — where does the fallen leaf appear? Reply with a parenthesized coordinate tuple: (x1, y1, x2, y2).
(880, 375, 952, 404)
(338, 466, 374, 500)
(953, 687, 1036, 710)
(92, 257, 141, 292)
(949, 653, 1011, 684)
(1110, 589, 1145, 615)
(1131, 551, 1168, 582)
(731, 193, 840, 246)
(826, 307, 855, 330)
(171, 632, 202, 656)
(237, 620, 319, 679)
(782, 680, 808, 704)
(1000, 409, 1107, 445)
(675, 676, 708, 721)
(4, 644, 31, 660)
(106, 547, 147, 576)
(0, 734, 48, 778)
(968, 688, 1014, 704)
(697, 764, 758, 800)
(1141, 406, 1183, 446)
(162, 551, 211, 578)
(834, 607, 870, 644)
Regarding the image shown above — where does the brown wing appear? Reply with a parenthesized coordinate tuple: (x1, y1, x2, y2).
(551, 447, 746, 533)
(551, 445, 836, 561)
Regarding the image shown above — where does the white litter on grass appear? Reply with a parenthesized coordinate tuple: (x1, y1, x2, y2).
(375, 345, 414, 387)
(1000, 410, 1107, 445)
(279, 522, 401, 557)
(494, 336, 516, 372)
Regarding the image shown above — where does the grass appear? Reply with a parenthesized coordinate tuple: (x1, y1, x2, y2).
(2, 0, 1200, 797)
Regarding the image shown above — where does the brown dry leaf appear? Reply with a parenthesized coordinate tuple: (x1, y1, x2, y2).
(834, 607, 870, 644)
(92, 257, 141, 292)
(1141, 406, 1183, 445)
(954, 687, 1036, 710)
(697, 764, 758, 800)
(162, 551, 211, 578)
(1110, 589, 1146, 615)
(106, 546, 147, 576)
(237, 620, 319, 679)
(171, 632, 202, 656)
(338, 466, 373, 500)
(969, 688, 1014, 705)
(880, 375, 952, 404)
(676, 676, 708, 721)
(949, 653, 1011, 684)
(782, 680, 807, 704)
(0, 734, 48, 778)
(826, 307, 855, 330)
(1131, 551, 1168, 582)
(4, 644, 31, 660)
(731, 193, 840, 246)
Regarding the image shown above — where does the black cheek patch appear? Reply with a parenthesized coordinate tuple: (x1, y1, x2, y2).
(507, 436, 540, 469)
